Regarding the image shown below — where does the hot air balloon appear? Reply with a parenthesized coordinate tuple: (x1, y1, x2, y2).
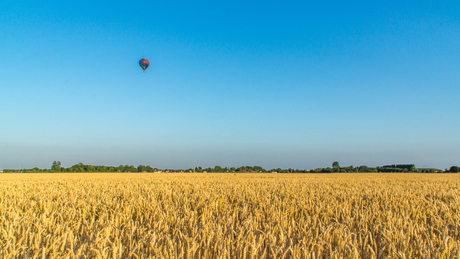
(139, 58, 150, 72)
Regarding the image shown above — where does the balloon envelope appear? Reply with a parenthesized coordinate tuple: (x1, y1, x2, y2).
(139, 59, 150, 72)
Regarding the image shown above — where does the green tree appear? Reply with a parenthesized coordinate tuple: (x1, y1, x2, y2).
(332, 161, 340, 172)
(51, 161, 61, 172)
(123, 165, 136, 172)
(357, 165, 369, 172)
(138, 165, 154, 172)
(85, 165, 95, 172)
(321, 167, 333, 173)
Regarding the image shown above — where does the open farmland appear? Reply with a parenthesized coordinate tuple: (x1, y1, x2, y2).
(1, 173, 459, 258)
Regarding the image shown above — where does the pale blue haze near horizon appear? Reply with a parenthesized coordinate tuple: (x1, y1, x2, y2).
(1, 0, 459, 170)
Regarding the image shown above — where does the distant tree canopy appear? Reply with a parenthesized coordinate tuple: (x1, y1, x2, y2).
(51, 161, 61, 172)
(420, 168, 441, 173)
(192, 165, 266, 173)
(376, 164, 418, 172)
(3, 162, 458, 174)
(310, 164, 420, 173)
(41, 163, 156, 173)
(449, 166, 459, 173)
(332, 161, 340, 172)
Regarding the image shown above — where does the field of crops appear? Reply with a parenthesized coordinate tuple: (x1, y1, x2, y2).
(1, 173, 459, 258)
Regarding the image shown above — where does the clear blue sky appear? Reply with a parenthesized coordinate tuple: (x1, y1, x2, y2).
(1, 0, 459, 170)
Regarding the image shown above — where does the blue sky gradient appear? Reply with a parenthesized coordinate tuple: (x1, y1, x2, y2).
(1, 1, 459, 170)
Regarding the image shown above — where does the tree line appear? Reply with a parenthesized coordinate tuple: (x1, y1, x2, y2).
(3, 162, 157, 173)
(2, 161, 459, 173)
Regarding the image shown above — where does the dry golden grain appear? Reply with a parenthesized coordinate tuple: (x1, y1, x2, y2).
(0, 173, 459, 258)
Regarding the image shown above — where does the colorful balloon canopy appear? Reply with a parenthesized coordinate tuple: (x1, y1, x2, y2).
(139, 59, 150, 72)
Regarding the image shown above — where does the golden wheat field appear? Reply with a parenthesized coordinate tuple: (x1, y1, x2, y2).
(0, 173, 459, 259)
